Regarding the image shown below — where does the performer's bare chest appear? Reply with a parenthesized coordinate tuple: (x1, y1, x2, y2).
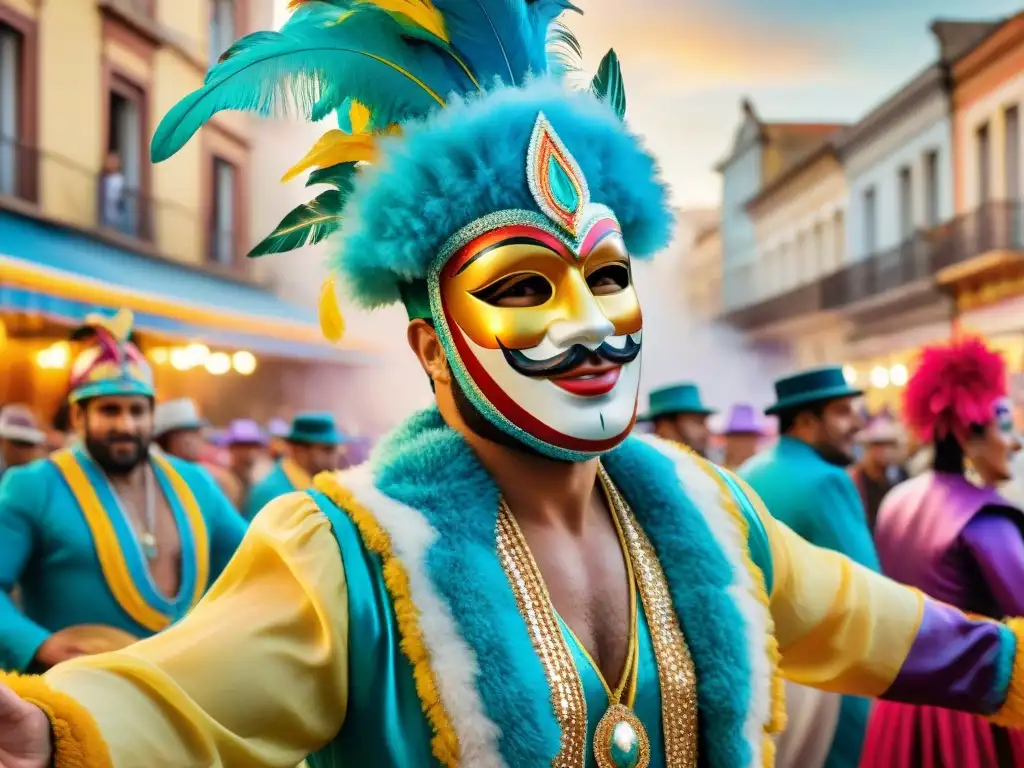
(116, 485, 183, 599)
(520, 506, 632, 688)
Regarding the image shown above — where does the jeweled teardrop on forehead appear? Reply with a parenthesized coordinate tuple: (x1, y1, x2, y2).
(527, 112, 591, 238)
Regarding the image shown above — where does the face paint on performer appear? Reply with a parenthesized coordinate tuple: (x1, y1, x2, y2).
(435, 218, 643, 460)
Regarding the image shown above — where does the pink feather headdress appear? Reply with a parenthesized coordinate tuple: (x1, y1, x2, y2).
(903, 336, 1006, 442)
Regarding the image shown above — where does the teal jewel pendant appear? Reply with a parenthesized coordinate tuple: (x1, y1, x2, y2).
(594, 703, 651, 768)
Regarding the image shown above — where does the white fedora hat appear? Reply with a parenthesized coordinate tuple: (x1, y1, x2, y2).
(153, 398, 208, 438)
(0, 405, 46, 445)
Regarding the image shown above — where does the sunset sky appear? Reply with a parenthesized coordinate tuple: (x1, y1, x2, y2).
(274, 0, 1024, 207)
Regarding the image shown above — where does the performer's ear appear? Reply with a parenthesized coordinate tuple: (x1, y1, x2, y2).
(406, 318, 451, 388)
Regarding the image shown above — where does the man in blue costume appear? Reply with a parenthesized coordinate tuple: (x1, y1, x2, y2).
(637, 383, 716, 456)
(6, 5, 1024, 768)
(244, 413, 345, 520)
(740, 366, 879, 768)
(0, 310, 246, 672)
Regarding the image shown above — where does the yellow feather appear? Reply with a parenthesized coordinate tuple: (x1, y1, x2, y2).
(349, 100, 371, 134)
(84, 308, 134, 343)
(356, 0, 449, 43)
(318, 277, 345, 343)
(281, 130, 378, 183)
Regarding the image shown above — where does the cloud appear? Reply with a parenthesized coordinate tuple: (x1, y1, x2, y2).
(571, 2, 850, 88)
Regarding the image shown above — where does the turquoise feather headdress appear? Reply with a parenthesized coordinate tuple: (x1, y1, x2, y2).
(151, 0, 672, 335)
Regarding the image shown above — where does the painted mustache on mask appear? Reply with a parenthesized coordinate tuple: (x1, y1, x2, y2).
(499, 335, 641, 378)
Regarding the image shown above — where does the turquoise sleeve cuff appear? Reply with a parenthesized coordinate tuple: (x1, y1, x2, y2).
(0, 592, 51, 671)
(711, 465, 774, 595)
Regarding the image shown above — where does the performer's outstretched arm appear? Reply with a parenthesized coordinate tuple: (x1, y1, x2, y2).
(730, 474, 1024, 724)
(1, 492, 349, 767)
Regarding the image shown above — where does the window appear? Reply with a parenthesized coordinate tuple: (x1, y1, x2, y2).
(923, 150, 940, 227)
(813, 221, 825, 276)
(833, 209, 845, 268)
(977, 122, 991, 203)
(209, 0, 236, 65)
(0, 23, 21, 197)
(210, 157, 237, 266)
(898, 165, 913, 240)
(862, 186, 877, 255)
(104, 81, 145, 237)
(1006, 105, 1020, 200)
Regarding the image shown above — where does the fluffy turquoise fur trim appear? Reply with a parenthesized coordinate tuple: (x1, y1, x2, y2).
(371, 409, 755, 767)
(333, 80, 673, 308)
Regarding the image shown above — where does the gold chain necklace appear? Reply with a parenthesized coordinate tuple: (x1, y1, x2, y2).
(495, 465, 699, 768)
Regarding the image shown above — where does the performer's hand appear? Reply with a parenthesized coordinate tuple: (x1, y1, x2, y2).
(0, 681, 51, 768)
(32, 632, 89, 670)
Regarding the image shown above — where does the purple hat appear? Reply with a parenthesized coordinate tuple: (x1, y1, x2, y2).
(224, 418, 268, 446)
(723, 404, 763, 436)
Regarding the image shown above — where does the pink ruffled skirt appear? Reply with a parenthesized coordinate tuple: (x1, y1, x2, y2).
(860, 701, 1024, 768)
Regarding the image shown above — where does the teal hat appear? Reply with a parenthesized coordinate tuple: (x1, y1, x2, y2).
(286, 412, 344, 446)
(765, 366, 863, 416)
(638, 384, 716, 422)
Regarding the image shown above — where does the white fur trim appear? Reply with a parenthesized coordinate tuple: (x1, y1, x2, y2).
(641, 436, 771, 768)
(336, 464, 506, 767)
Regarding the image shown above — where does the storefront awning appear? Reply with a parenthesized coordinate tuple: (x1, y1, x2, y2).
(0, 211, 373, 363)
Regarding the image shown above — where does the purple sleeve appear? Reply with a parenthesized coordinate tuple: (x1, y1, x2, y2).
(882, 598, 1015, 714)
(961, 511, 1024, 617)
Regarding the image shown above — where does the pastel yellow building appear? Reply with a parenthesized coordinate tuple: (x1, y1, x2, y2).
(1, 0, 254, 266)
(0, 0, 354, 425)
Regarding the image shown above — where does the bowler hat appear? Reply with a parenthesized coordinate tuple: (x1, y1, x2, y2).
(287, 412, 345, 446)
(638, 383, 716, 422)
(765, 366, 862, 416)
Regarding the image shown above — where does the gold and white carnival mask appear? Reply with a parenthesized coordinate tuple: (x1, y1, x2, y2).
(428, 114, 643, 460)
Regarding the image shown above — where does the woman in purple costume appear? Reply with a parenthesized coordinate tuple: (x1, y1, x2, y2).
(862, 337, 1024, 767)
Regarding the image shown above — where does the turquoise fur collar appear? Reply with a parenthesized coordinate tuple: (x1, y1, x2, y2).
(359, 408, 768, 768)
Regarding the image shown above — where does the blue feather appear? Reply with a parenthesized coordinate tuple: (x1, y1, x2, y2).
(152, 7, 466, 162)
(431, 0, 553, 85)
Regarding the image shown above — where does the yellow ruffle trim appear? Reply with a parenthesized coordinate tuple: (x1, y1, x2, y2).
(989, 617, 1024, 729)
(693, 455, 787, 760)
(313, 472, 460, 767)
(1, 672, 112, 768)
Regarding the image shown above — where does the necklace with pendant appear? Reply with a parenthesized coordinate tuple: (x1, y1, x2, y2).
(104, 460, 158, 561)
(137, 464, 158, 560)
(496, 465, 698, 767)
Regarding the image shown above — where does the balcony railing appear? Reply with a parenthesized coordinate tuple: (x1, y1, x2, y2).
(0, 136, 39, 205)
(820, 201, 1024, 310)
(97, 177, 155, 242)
(720, 279, 823, 331)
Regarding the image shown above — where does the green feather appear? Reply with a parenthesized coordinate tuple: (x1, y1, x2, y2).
(305, 161, 359, 190)
(590, 49, 626, 120)
(248, 189, 346, 257)
(152, 6, 466, 163)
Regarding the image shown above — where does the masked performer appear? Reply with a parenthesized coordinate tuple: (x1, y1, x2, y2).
(3, 5, 1024, 768)
(862, 337, 1024, 767)
(0, 311, 246, 673)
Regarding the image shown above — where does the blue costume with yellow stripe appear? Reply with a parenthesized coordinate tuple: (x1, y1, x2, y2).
(0, 309, 245, 671)
(0, 446, 245, 671)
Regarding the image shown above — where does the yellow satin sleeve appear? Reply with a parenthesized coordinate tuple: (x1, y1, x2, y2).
(730, 475, 925, 698)
(43, 491, 349, 767)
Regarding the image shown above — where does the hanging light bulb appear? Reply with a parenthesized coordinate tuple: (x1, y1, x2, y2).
(870, 365, 889, 389)
(205, 352, 231, 375)
(843, 365, 857, 385)
(889, 363, 908, 387)
(232, 350, 257, 375)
